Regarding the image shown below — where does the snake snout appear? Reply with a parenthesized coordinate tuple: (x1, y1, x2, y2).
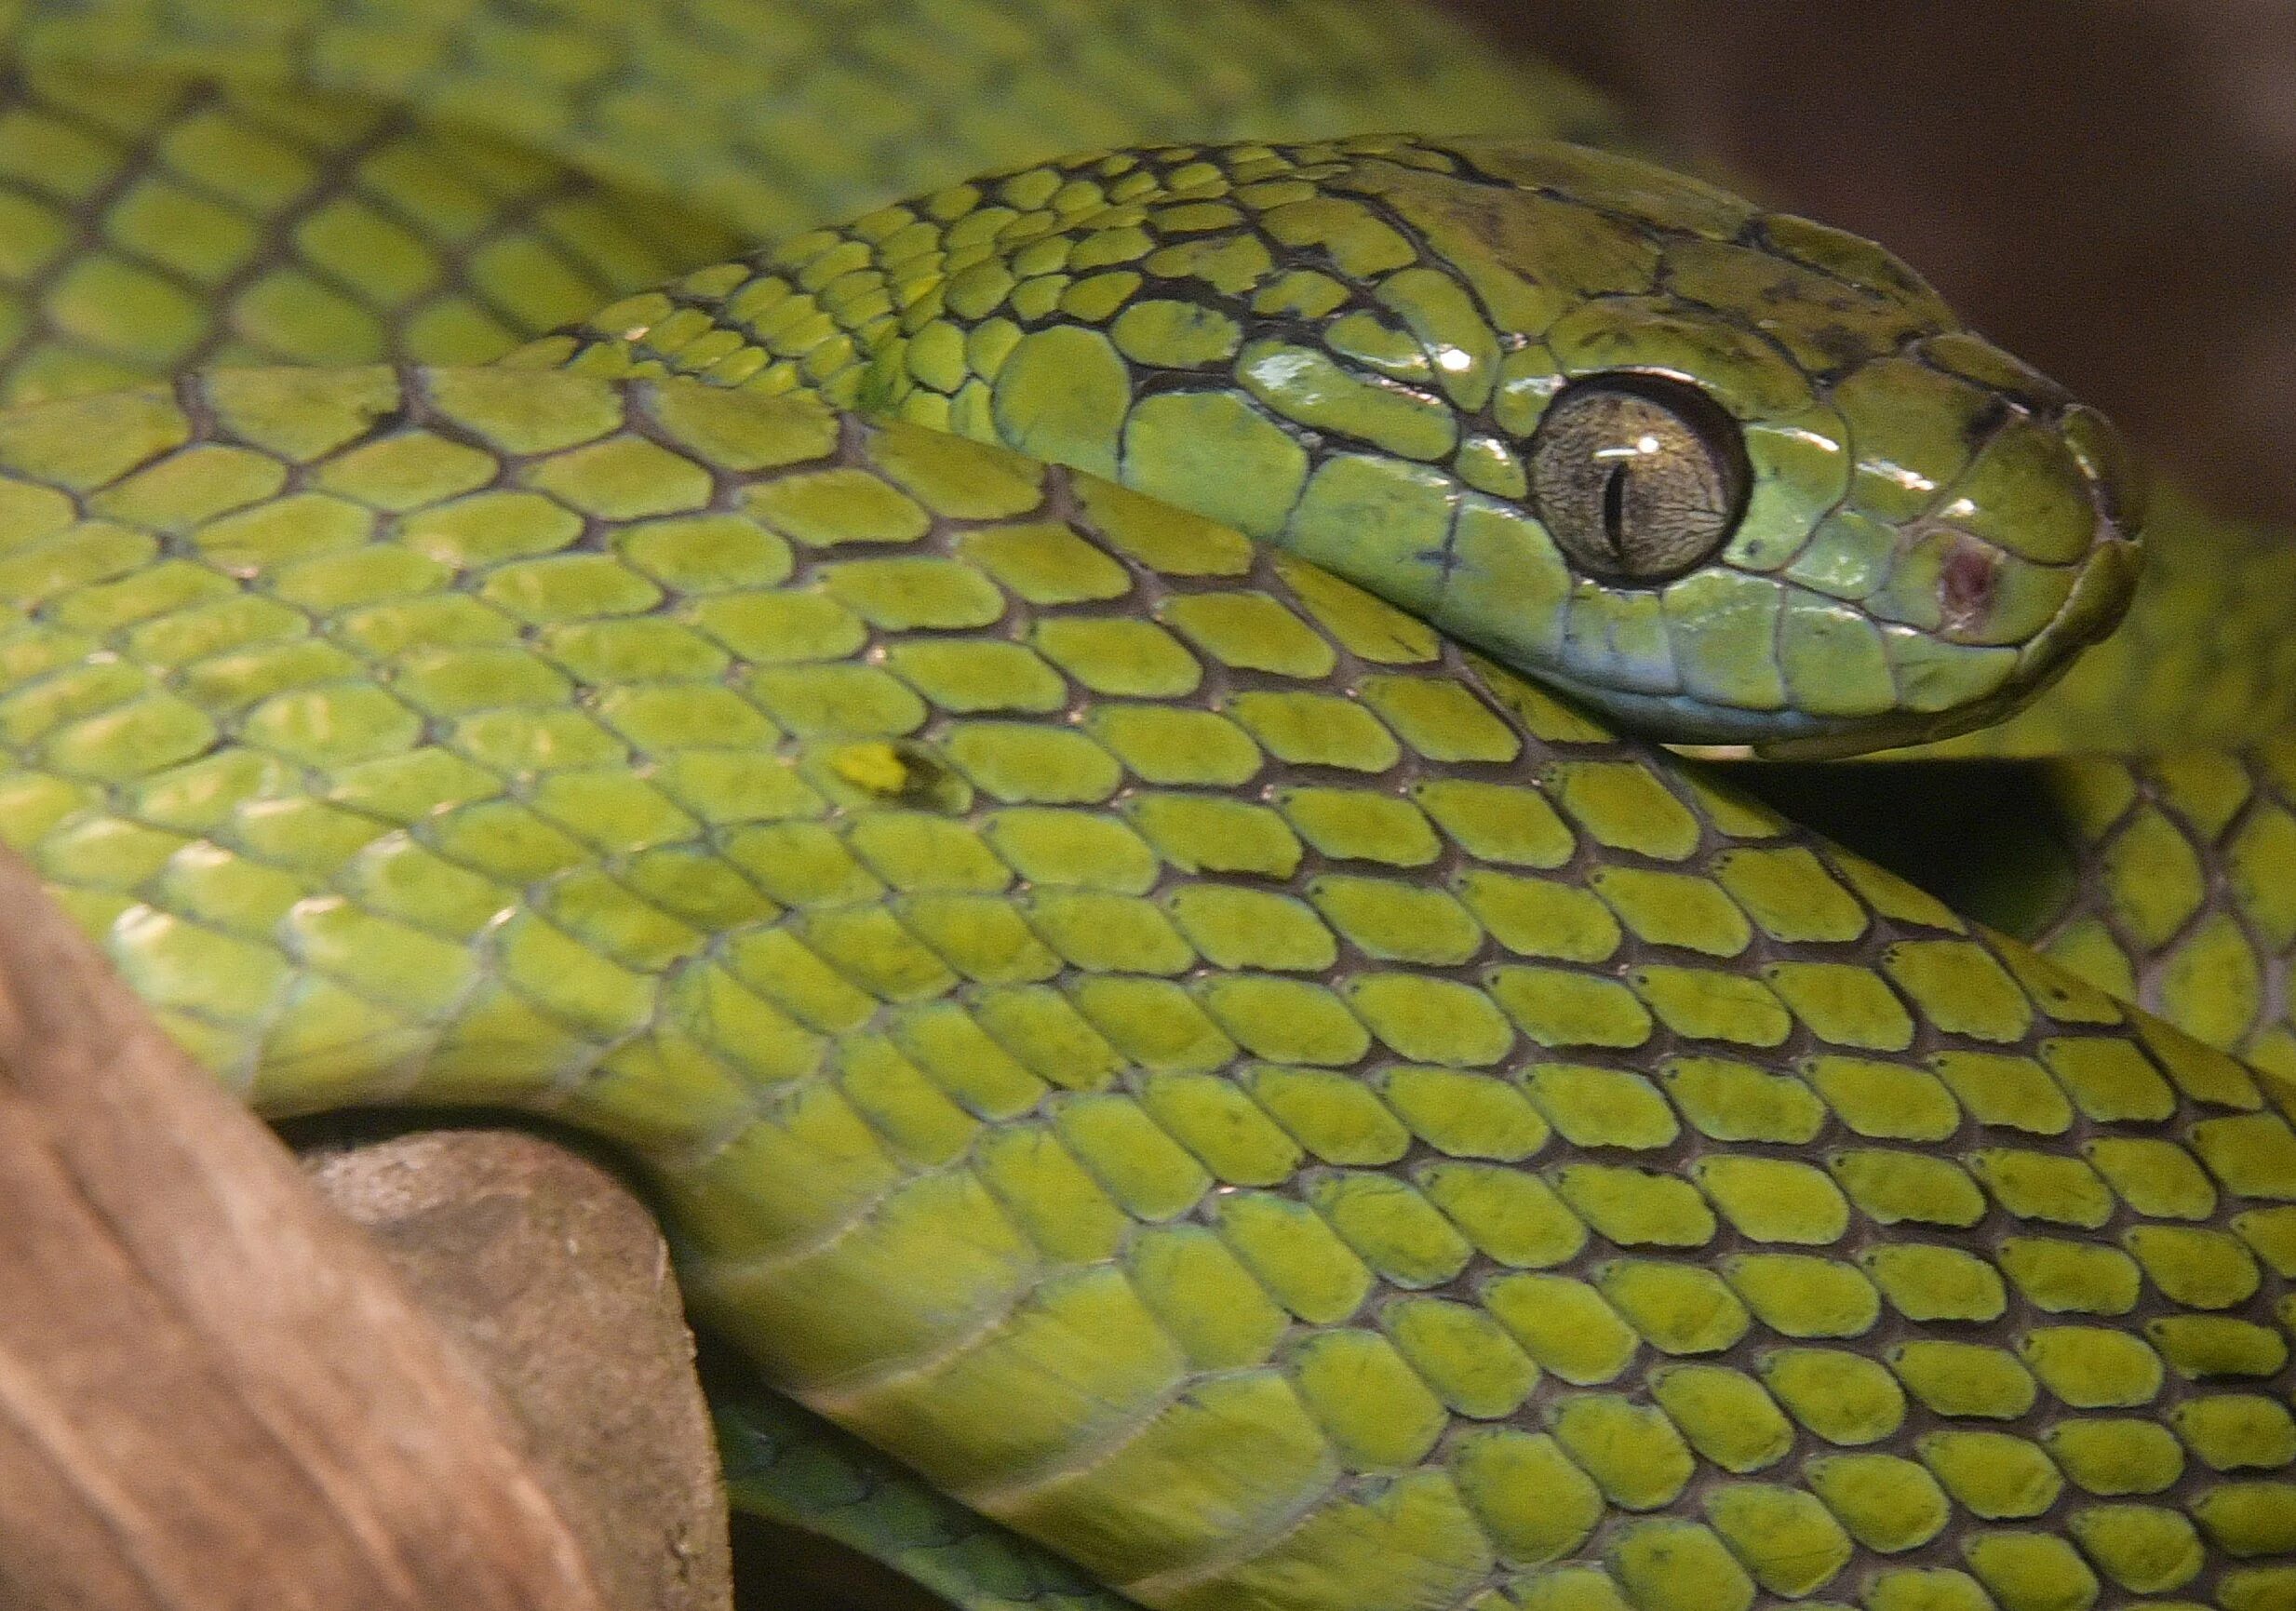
(2061, 402, 2149, 543)
(1930, 341, 2150, 705)
(2000, 393, 2149, 708)
(1719, 329, 2151, 758)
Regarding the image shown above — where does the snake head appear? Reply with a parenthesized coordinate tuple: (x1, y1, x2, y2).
(1217, 138, 2146, 757)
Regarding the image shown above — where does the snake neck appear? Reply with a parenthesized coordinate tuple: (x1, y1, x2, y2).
(521, 133, 1529, 538)
(522, 137, 1278, 419)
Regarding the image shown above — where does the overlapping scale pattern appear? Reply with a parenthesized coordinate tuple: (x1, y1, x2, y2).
(0, 369, 2290, 1611)
(0, 60, 743, 401)
(528, 133, 2136, 752)
(2020, 744, 2296, 1086)
(0, 0, 1619, 410)
(0, 0, 1617, 271)
(715, 1376, 1133, 1611)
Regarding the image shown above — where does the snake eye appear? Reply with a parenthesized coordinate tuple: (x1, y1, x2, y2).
(1527, 374, 1751, 582)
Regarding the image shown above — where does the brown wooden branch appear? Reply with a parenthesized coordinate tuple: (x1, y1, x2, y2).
(302, 1129, 732, 1611)
(0, 849, 727, 1610)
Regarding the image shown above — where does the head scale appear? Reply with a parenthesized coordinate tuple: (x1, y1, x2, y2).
(961, 136, 2142, 757)
(1358, 138, 2143, 754)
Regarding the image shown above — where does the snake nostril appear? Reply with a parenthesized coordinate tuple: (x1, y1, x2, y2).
(1940, 544, 1998, 632)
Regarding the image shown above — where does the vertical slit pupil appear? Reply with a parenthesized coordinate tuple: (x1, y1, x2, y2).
(1601, 463, 1630, 555)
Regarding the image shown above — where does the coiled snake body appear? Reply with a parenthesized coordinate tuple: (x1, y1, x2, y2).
(0, 6, 2291, 1610)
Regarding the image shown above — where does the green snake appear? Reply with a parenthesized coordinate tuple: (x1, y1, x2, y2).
(0, 6, 2291, 1610)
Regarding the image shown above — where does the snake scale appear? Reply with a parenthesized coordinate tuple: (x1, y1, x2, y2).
(0, 5, 2292, 1610)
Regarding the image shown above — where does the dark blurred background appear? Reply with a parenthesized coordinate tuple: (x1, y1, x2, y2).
(736, 4, 2296, 1604)
(1519, 0, 2296, 527)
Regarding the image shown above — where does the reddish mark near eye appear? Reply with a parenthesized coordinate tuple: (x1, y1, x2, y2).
(1939, 544, 1997, 631)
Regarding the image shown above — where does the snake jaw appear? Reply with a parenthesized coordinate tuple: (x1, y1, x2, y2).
(1743, 517, 2145, 761)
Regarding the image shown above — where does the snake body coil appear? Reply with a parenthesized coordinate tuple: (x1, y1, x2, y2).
(0, 7, 2289, 1611)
